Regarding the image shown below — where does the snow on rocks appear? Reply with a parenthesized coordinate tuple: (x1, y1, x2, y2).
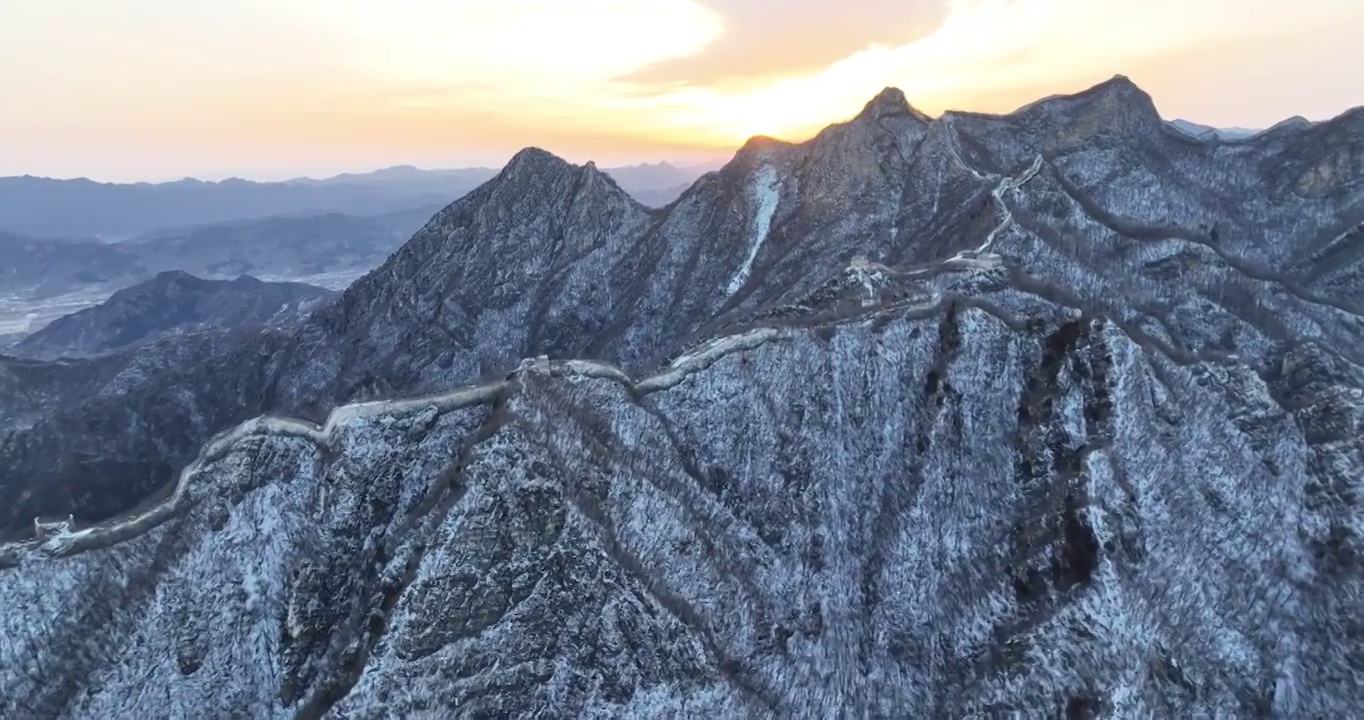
(725, 165, 782, 296)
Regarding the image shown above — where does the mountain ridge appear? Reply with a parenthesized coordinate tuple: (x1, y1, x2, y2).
(10, 272, 334, 361)
(5, 75, 1362, 534)
(0, 161, 720, 239)
(10, 74, 1364, 529)
(3, 248, 1359, 715)
(0, 76, 1362, 716)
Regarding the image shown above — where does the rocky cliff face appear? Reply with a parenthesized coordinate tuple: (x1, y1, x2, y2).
(11, 272, 334, 361)
(0, 76, 1361, 717)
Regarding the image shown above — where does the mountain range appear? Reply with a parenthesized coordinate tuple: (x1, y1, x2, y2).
(0, 76, 1360, 717)
(0, 212, 422, 302)
(1168, 119, 1260, 141)
(0, 161, 719, 240)
(9, 272, 334, 361)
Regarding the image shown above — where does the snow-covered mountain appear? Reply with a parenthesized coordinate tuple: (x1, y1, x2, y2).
(1, 76, 1362, 717)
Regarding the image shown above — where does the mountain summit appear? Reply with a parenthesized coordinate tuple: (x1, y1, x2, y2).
(856, 86, 929, 122)
(1, 77, 1362, 717)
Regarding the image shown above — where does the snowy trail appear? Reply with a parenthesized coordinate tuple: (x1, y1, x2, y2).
(638, 328, 784, 392)
(950, 154, 1045, 263)
(11, 382, 509, 563)
(977, 154, 1044, 254)
(0, 288, 966, 566)
(943, 120, 990, 181)
(5, 139, 1043, 566)
(1314, 221, 1364, 260)
(5, 144, 1048, 567)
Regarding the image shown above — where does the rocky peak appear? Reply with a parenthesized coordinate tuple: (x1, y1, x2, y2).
(413, 145, 645, 237)
(498, 146, 581, 184)
(122, 270, 215, 298)
(487, 147, 636, 204)
(1075, 74, 1146, 101)
(856, 86, 929, 123)
(1273, 116, 1314, 132)
(735, 134, 794, 159)
(575, 159, 633, 200)
(1040, 74, 1162, 132)
(148, 269, 202, 286)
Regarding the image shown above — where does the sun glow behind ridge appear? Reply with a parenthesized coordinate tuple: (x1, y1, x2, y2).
(1, 0, 1361, 179)
(626, 0, 1364, 148)
(305, 0, 1364, 156)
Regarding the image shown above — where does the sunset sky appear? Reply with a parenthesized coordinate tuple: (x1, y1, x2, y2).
(3, 0, 1362, 182)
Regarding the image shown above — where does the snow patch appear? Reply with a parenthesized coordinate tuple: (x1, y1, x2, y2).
(725, 165, 781, 296)
(560, 359, 633, 385)
(639, 328, 784, 392)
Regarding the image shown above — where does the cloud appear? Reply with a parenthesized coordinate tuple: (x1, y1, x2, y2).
(3, 0, 1362, 180)
(620, 0, 1364, 145)
(619, 0, 949, 87)
(305, 0, 726, 86)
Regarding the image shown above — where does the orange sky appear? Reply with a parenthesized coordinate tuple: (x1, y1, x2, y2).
(2, 0, 1361, 181)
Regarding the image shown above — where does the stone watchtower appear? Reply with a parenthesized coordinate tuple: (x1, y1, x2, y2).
(33, 513, 75, 539)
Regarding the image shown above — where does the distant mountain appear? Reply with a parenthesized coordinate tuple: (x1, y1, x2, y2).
(1168, 118, 1262, 140)
(0, 161, 713, 305)
(0, 212, 417, 300)
(600, 161, 721, 194)
(294, 160, 716, 192)
(286, 165, 498, 187)
(10, 272, 333, 361)
(0, 230, 140, 298)
(123, 199, 436, 245)
(0, 175, 468, 240)
(0, 162, 720, 238)
(291, 161, 717, 208)
(627, 181, 697, 207)
(2, 77, 1362, 716)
